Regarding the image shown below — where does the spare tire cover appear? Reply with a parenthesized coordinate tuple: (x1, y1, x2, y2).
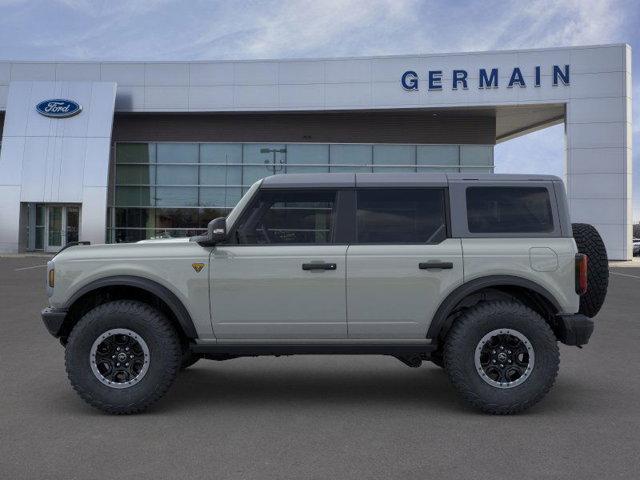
(572, 223, 609, 317)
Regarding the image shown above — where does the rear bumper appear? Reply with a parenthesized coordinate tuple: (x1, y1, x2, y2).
(555, 313, 594, 346)
(41, 307, 68, 338)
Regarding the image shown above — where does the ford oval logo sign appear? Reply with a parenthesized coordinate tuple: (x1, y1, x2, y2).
(36, 99, 82, 118)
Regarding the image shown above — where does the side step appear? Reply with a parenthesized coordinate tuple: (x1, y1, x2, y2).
(191, 342, 437, 357)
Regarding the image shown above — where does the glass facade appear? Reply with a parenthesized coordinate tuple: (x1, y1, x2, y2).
(109, 142, 493, 242)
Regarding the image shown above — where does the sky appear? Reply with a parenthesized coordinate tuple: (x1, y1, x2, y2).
(0, 0, 638, 217)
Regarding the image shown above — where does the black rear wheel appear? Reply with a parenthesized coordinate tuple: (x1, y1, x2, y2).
(444, 301, 559, 414)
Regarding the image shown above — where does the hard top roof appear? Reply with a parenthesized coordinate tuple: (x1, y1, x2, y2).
(260, 173, 561, 188)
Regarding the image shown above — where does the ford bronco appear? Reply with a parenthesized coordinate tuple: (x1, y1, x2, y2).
(41, 173, 608, 414)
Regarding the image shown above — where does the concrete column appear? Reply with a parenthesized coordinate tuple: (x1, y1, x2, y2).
(565, 45, 632, 260)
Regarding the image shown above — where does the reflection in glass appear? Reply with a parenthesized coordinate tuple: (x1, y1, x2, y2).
(329, 144, 371, 172)
(373, 145, 416, 172)
(112, 142, 492, 243)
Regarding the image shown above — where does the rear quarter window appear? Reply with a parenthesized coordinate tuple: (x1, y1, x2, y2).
(466, 186, 554, 233)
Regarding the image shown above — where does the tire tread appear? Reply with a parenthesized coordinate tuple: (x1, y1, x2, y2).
(65, 300, 181, 415)
(444, 301, 559, 415)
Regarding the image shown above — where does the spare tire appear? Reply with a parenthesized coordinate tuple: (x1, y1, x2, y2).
(572, 223, 609, 317)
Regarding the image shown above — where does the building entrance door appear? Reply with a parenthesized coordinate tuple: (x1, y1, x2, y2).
(45, 206, 64, 252)
(28, 204, 81, 252)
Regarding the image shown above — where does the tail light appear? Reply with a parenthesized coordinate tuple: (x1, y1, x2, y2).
(575, 254, 588, 295)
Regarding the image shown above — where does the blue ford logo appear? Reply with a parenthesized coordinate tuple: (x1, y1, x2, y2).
(36, 99, 82, 118)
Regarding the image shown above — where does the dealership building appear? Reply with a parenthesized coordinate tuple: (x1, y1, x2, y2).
(0, 44, 633, 258)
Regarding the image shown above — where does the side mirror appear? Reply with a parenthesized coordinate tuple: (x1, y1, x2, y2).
(190, 217, 227, 246)
(208, 217, 227, 243)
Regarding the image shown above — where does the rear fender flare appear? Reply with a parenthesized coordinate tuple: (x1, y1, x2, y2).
(426, 275, 561, 340)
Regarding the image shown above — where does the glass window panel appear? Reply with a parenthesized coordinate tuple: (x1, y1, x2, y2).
(236, 190, 336, 245)
(35, 226, 44, 250)
(115, 187, 155, 207)
(417, 145, 459, 172)
(155, 187, 198, 207)
(356, 189, 447, 243)
(286, 144, 329, 173)
(157, 143, 199, 164)
(242, 144, 286, 184)
(116, 165, 156, 185)
(35, 205, 45, 226)
(48, 207, 63, 247)
(200, 145, 243, 188)
(153, 229, 205, 239)
(373, 145, 416, 172)
(66, 207, 80, 244)
(200, 165, 242, 186)
(199, 187, 243, 208)
(460, 145, 494, 172)
(115, 208, 155, 229)
(200, 144, 242, 164)
(329, 144, 371, 172)
(225, 188, 243, 206)
(156, 165, 198, 185)
(198, 208, 230, 228)
(116, 143, 155, 164)
(113, 228, 149, 243)
(466, 187, 553, 233)
(199, 187, 226, 207)
(155, 208, 199, 229)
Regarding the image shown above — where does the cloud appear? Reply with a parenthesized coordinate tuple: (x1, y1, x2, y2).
(0, 0, 637, 221)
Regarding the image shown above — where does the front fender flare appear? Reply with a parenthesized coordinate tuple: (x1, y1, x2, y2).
(64, 275, 198, 338)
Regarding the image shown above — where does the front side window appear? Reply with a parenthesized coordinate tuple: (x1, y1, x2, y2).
(466, 187, 554, 233)
(356, 189, 447, 243)
(235, 190, 336, 245)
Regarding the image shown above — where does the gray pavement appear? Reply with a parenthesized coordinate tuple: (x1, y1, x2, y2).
(1, 256, 639, 479)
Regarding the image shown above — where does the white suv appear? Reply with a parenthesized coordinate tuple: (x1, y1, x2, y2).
(42, 173, 608, 414)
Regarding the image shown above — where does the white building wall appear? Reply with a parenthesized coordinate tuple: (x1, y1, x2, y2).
(0, 44, 633, 258)
(0, 81, 116, 252)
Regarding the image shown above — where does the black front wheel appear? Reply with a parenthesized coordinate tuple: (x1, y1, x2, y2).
(444, 301, 559, 414)
(65, 300, 182, 414)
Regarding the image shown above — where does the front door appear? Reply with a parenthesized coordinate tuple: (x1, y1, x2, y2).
(210, 188, 347, 339)
(346, 188, 463, 339)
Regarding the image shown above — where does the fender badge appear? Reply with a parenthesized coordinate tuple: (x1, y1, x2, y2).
(192, 263, 205, 273)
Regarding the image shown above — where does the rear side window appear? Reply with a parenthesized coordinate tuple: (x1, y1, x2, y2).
(466, 187, 554, 233)
(356, 189, 447, 243)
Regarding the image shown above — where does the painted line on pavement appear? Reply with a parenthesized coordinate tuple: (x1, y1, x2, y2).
(611, 271, 640, 280)
(14, 264, 47, 271)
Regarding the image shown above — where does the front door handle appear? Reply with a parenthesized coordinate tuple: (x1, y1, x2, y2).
(302, 262, 337, 271)
(419, 261, 453, 270)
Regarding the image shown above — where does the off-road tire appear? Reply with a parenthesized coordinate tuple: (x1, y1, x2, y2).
(180, 350, 201, 370)
(444, 301, 559, 414)
(65, 300, 181, 414)
(430, 350, 444, 368)
(572, 222, 609, 317)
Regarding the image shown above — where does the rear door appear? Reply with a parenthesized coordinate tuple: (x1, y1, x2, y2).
(346, 187, 463, 339)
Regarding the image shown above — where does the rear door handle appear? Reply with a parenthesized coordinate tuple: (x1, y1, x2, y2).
(302, 262, 337, 271)
(419, 261, 453, 270)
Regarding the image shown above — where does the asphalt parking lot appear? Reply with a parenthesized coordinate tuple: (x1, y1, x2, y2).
(1, 256, 639, 479)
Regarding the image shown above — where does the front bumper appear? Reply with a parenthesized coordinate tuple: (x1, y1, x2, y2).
(41, 307, 68, 338)
(555, 313, 594, 347)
